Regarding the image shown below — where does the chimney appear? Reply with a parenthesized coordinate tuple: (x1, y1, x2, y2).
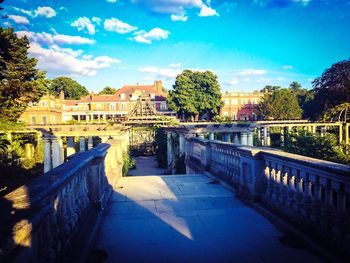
(154, 80, 162, 92)
(59, 90, 65, 100)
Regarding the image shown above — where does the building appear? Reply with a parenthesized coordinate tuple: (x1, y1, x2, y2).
(220, 91, 264, 121)
(20, 80, 172, 124)
(20, 92, 65, 125)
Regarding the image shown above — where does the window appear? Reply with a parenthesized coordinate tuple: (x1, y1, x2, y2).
(110, 104, 115, 110)
(231, 99, 238, 105)
(120, 93, 125, 100)
(31, 116, 36, 125)
(40, 101, 47, 107)
(121, 104, 126, 110)
(150, 93, 155, 99)
(96, 104, 101, 110)
(160, 103, 167, 110)
(42, 116, 47, 125)
(50, 101, 54, 108)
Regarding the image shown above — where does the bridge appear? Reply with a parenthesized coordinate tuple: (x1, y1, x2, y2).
(1, 126, 350, 262)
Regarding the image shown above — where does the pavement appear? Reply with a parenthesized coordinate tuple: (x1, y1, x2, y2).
(92, 174, 322, 263)
(127, 156, 166, 176)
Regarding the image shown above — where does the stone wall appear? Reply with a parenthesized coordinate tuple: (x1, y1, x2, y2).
(0, 138, 126, 262)
(183, 137, 350, 258)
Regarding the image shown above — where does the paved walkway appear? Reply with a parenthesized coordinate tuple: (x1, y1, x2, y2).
(93, 174, 321, 263)
(127, 156, 165, 176)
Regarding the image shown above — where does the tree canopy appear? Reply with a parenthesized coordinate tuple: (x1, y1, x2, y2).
(167, 70, 223, 121)
(0, 27, 47, 122)
(49, 77, 89, 100)
(98, 86, 117, 95)
(260, 85, 281, 93)
(311, 59, 350, 119)
(257, 88, 302, 120)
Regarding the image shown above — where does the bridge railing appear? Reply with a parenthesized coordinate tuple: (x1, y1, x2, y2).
(0, 139, 125, 262)
(185, 137, 350, 256)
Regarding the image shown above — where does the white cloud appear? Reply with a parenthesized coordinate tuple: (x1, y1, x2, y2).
(283, 65, 293, 69)
(12, 6, 56, 18)
(199, 5, 219, 16)
(131, 0, 218, 18)
(28, 42, 121, 77)
(8, 15, 29, 24)
(256, 78, 272, 83)
(104, 18, 138, 34)
(169, 62, 182, 68)
(132, 28, 170, 44)
(35, 6, 56, 18)
(71, 17, 96, 35)
(237, 69, 267, 76)
(92, 17, 101, 25)
(226, 78, 239, 86)
(171, 13, 188, 22)
(138, 66, 181, 79)
(16, 31, 95, 45)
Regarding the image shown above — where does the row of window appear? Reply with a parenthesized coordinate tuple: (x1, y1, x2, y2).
(223, 98, 260, 105)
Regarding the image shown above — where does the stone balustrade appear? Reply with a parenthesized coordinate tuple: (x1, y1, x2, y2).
(183, 137, 350, 257)
(0, 139, 126, 262)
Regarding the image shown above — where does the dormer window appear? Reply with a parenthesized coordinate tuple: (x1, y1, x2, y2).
(150, 93, 155, 99)
(120, 93, 125, 100)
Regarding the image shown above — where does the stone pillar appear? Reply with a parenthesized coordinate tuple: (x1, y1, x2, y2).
(233, 133, 239, 144)
(346, 124, 349, 145)
(51, 137, 62, 169)
(198, 134, 205, 139)
(257, 127, 261, 146)
(24, 143, 34, 159)
(338, 125, 343, 145)
(320, 126, 325, 137)
(66, 136, 76, 157)
(58, 137, 64, 163)
(263, 127, 270, 146)
(44, 136, 52, 173)
(311, 125, 316, 134)
(167, 132, 173, 169)
(78, 115, 81, 122)
(224, 133, 231, 142)
(280, 127, 285, 147)
(241, 132, 248, 145)
(79, 136, 86, 152)
(88, 136, 93, 150)
(209, 133, 215, 141)
(247, 131, 254, 146)
(179, 134, 185, 155)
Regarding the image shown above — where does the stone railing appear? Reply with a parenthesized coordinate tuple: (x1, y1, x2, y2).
(184, 137, 350, 257)
(0, 139, 126, 262)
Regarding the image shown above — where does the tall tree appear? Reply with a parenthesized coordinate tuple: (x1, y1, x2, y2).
(49, 77, 89, 100)
(167, 70, 223, 121)
(98, 86, 117, 95)
(0, 27, 47, 121)
(260, 85, 281, 93)
(311, 59, 350, 119)
(257, 88, 302, 120)
(288, 81, 314, 119)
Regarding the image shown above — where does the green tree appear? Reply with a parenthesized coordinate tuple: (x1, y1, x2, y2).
(311, 59, 350, 119)
(288, 82, 314, 119)
(257, 88, 302, 120)
(167, 70, 223, 121)
(49, 76, 88, 100)
(260, 85, 281, 93)
(0, 27, 47, 122)
(98, 86, 117, 95)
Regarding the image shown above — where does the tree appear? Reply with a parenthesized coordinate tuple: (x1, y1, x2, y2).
(260, 85, 281, 93)
(257, 88, 302, 120)
(49, 77, 88, 100)
(98, 86, 117, 95)
(167, 70, 223, 121)
(0, 27, 47, 122)
(311, 59, 350, 119)
(289, 81, 301, 92)
(288, 82, 314, 119)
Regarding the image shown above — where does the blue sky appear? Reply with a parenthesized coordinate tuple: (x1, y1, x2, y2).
(2, 0, 350, 92)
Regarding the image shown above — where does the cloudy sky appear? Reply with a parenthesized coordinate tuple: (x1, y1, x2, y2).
(2, 0, 350, 92)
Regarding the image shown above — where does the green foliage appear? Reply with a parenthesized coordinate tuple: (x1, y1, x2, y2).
(260, 85, 281, 93)
(154, 128, 168, 168)
(321, 102, 350, 122)
(167, 70, 223, 121)
(98, 86, 118, 95)
(0, 27, 47, 121)
(64, 119, 80, 125)
(0, 120, 25, 131)
(311, 59, 350, 120)
(122, 150, 136, 176)
(49, 76, 89, 99)
(212, 115, 232, 123)
(257, 88, 303, 120)
(283, 130, 349, 164)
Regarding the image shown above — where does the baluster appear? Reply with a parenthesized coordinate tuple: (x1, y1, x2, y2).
(300, 171, 312, 218)
(310, 174, 322, 224)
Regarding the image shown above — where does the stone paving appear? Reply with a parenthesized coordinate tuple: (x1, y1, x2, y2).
(93, 174, 321, 263)
(127, 156, 166, 176)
